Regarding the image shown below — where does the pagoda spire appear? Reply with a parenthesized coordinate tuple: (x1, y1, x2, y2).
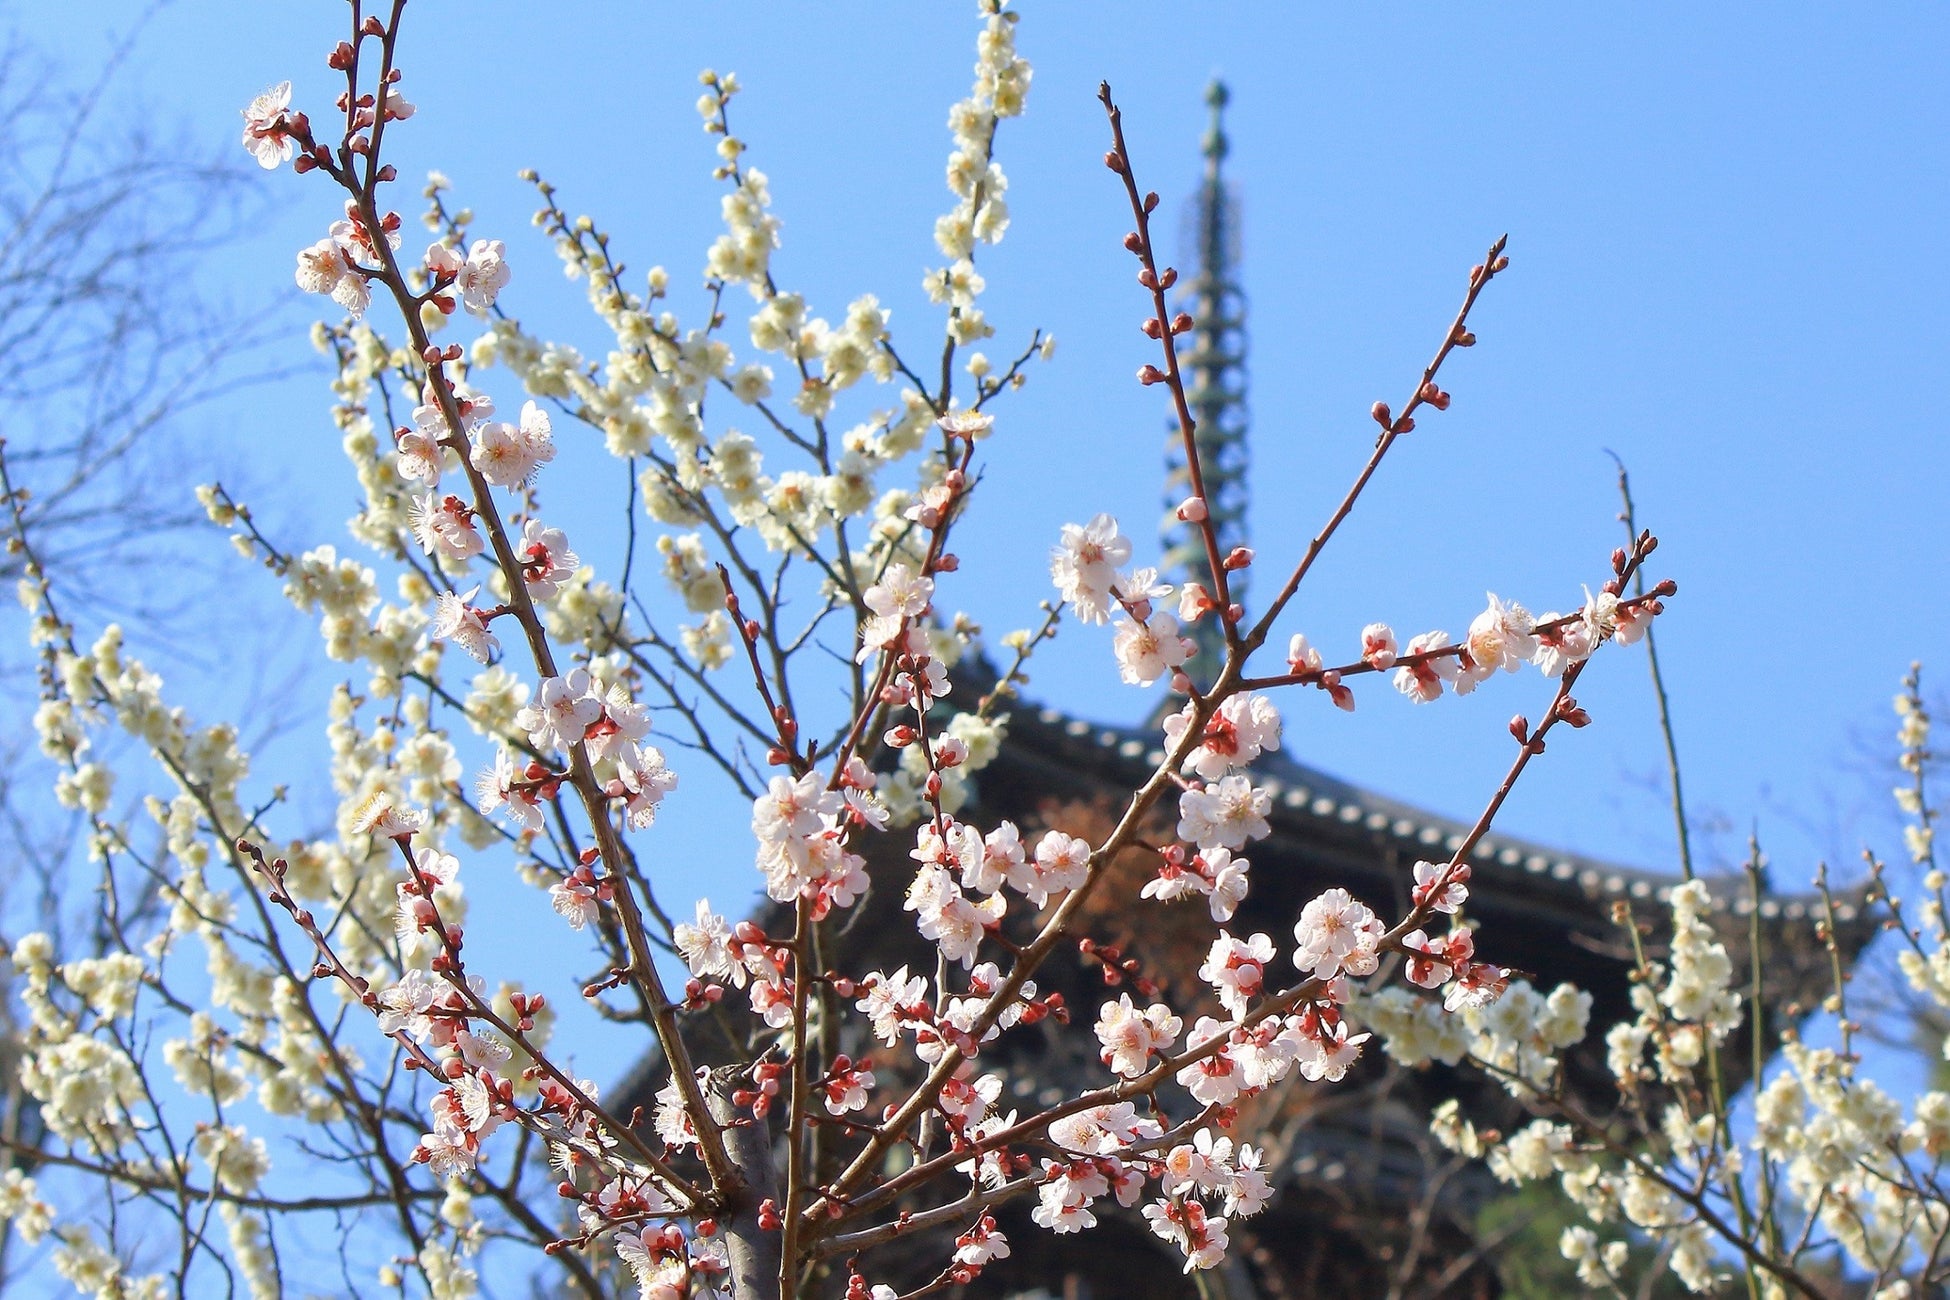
(1164, 80, 1249, 683)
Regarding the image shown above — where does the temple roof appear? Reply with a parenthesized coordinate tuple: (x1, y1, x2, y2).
(1017, 696, 1870, 930)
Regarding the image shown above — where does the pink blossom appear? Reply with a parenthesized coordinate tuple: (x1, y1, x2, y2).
(965, 821, 1024, 895)
(1178, 579, 1218, 625)
(937, 1073, 1003, 1133)
(855, 967, 928, 1045)
(1032, 1163, 1105, 1233)
(906, 863, 1003, 966)
(1286, 632, 1324, 676)
(1010, 829, 1091, 907)
(674, 901, 737, 983)
(376, 968, 441, 1040)
(953, 1216, 1011, 1268)
(585, 683, 651, 764)
(860, 561, 933, 655)
(475, 747, 545, 832)
(1531, 611, 1595, 677)
(750, 978, 795, 1028)
(1161, 1128, 1237, 1200)
(350, 791, 425, 840)
(937, 409, 995, 438)
(1176, 1019, 1244, 1105)
(294, 235, 370, 316)
(1445, 961, 1511, 1011)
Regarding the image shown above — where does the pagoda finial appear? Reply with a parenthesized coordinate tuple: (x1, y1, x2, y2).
(1164, 79, 1249, 682)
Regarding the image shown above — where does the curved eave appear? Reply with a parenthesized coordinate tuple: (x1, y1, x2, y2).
(1011, 700, 1874, 936)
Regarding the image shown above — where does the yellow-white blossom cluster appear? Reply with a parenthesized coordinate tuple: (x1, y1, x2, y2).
(1407, 671, 1950, 1295)
(1361, 976, 1589, 1096)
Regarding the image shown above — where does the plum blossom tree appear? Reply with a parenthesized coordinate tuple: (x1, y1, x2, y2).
(0, 21, 282, 1282)
(2, 5, 1945, 1300)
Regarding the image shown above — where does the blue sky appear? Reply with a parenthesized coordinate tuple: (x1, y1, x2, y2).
(21, 2, 1950, 1087)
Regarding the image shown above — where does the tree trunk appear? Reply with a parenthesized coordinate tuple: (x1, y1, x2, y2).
(705, 1065, 783, 1299)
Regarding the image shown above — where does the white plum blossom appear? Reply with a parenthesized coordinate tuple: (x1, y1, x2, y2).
(1393, 630, 1462, 702)
(674, 900, 737, 983)
(1361, 622, 1398, 668)
(515, 668, 603, 753)
(1295, 1019, 1371, 1083)
(1176, 775, 1272, 851)
(241, 81, 295, 169)
(906, 862, 1004, 966)
(1412, 859, 1470, 914)
(1048, 1101, 1162, 1155)
(966, 821, 1025, 894)
(860, 562, 933, 657)
(1095, 993, 1181, 1078)
(516, 520, 579, 601)
(614, 744, 677, 829)
(856, 967, 929, 1046)
(408, 493, 484, 561)
(1292, 888, 1384, 981)
(394, 403, 448, 484)
(1009, 829, 1091, 907)
(1200, 930, 1275, 1021)
(470, 401, 556, 487)
(432, 587, 497, 663)
(549, 874, 602, 929)
(1050, 513, 1130, 624)
(1112, 608, 1194, 686)
(295, 234, 369, 316)
(1163, 693, 1282, 782)
(455, 239, 511, 314)
(1466, 593, 1537, 675)
(475, 746, 545, 831)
